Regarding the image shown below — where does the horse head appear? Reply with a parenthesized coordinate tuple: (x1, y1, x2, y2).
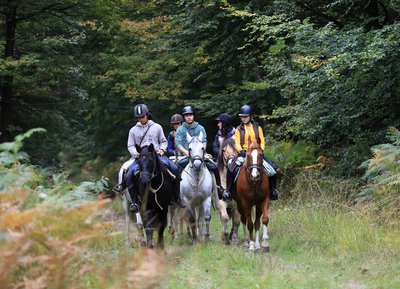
(186, 131, 205, 171)
(135, 143, 157, 186)
(218, 138, 238, 172)
(246, 139, 263, 182)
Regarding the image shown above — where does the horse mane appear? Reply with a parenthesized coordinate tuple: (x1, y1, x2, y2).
(217, 137, 238, 172)
(138, 145, 168, 175)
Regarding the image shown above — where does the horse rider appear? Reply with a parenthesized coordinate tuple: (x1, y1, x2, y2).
(212, 113, 235, 161)
(223, 105, 279, 201)
(167, 113, 183, 158)
(175, 105, 224, 195)
(125, 103, 186, 212)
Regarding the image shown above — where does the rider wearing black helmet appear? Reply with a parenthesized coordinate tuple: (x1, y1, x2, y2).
(223, 105, 279, 201)
(126, 104, 186, 212)
(212, 113, 235, 161)
(175, 105, 224, 194)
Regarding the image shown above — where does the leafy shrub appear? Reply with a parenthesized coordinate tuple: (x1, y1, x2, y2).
(265, 138, 318, 170)
(0, 130, 159, 288)
(358, 127, 400, 223)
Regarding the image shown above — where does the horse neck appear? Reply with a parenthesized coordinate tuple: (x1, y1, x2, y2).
(187, 161, 205, 180)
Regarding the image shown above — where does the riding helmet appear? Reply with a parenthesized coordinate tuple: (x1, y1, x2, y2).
(238, 105, 252, 117)
(182, 105, 195, 115)
(134, 104, 149, 118)
(215, 113, 232, 125)
(170, 114, 183, 124)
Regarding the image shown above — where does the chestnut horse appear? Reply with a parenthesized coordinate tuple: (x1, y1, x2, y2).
(233, 138, 270, 251)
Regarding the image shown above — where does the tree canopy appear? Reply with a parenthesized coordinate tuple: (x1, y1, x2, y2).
(1, 0, 399, 176)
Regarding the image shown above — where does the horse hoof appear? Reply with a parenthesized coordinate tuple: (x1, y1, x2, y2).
(262, 246, 270, 252)
(222, 233, 230, 245)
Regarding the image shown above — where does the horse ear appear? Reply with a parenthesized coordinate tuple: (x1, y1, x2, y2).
(148, 143, 154, 152)
(186, 132, 192, 143)
(247, 136, 252, 147)
(198, 131, 203, 142)
(257, 137, 261, 145)
(135, 144, 141, 153)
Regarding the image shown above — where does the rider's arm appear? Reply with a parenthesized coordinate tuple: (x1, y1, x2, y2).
(212, 134, 220, 159)
(259, 126, 265, 151)
(127, 128, 139, 158)
(234, 128, 243, 152)
(175, 127, 189, 157)
(167, 132, 175, 156)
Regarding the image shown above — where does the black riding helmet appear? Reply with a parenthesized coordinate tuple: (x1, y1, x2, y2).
(182, 105, 195, 115)
(170, 114, 183, 124)
(134, 104, 149, 118)
(238, 105, 252, 117)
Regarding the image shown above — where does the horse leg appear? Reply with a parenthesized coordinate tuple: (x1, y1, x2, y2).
(144, 210, 154, 248)
(254, 206, 263, 251)
(242, 203, 255, 250)
(219, 200, 229, 244)
(122, 195, 131, 246)
(231, 207, 241, 245)
(186, 205, 197, 243)
(203, 197, 211, 240)
(167, 204, 174, 235)
(261, 198, 270, 252)
(157, 213, 167, 249)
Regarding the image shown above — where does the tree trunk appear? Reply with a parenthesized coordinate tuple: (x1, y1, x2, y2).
(1, 4, 17, 142)
(365, 0, 381, 29)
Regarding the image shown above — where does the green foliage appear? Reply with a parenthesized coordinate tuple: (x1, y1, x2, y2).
(0, 130, 133, 288)
(265, 138, 318, 170)
(358, 127, 400, 222)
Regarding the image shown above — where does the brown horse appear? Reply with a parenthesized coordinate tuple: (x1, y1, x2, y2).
(233, 137, 270, 251)
(215, 138, 241, 245)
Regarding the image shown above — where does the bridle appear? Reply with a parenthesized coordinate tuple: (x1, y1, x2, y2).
(245, 147, 263, 181)
(188, 137, 205, 168)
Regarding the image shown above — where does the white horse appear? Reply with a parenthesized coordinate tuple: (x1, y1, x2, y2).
(180, 131, 215, 242)
(116, 160, 145, 246)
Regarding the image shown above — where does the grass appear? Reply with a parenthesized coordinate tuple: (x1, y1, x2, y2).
(148, 198, 400, 289)
(3, 173, 399, 288)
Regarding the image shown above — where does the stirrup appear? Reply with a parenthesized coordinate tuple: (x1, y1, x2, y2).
(129, 203, 139, 213)
(176, 199, 186, 209)
(222, 190, 232, 202)
(270, 189, 279, 201)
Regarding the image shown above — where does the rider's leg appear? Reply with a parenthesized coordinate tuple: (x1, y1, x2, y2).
(263, 156, 279, 201)
(205, 160, 224, 195)
(126, 160, 140, 212)
(177, 157, 189, 171)
(222, 168, 233, 201)
(162, 156, 186, 208)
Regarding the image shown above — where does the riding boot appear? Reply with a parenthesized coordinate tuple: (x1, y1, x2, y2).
(128, 179, 139, 213)
(222, 170, 233, 201)
(173, 178, 186, 208)
(269, 174, 279, 201)
(212, 167, 224, 197)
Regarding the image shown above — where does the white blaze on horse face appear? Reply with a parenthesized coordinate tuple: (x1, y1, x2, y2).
(251, 149, 259, 179)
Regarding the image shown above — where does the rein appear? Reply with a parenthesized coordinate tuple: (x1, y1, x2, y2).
(138, 152, 165, 210)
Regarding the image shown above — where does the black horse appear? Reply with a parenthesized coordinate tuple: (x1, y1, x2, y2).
(134, 144, 174, 248)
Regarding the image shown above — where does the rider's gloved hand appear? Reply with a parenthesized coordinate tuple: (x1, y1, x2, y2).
(240, 150, 246, 158)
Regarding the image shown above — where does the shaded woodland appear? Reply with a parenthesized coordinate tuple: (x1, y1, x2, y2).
(1, 0, 399, 177)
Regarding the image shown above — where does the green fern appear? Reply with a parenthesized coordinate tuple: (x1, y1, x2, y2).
(358, 127, 400, 221)
(359, 127, 400, 188)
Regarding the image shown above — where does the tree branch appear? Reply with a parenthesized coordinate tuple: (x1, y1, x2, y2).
(16, 3, 80, 22)
(295, 0, 344, 29)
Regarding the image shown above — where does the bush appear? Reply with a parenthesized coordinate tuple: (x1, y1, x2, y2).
(358, 127, 400, 224)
